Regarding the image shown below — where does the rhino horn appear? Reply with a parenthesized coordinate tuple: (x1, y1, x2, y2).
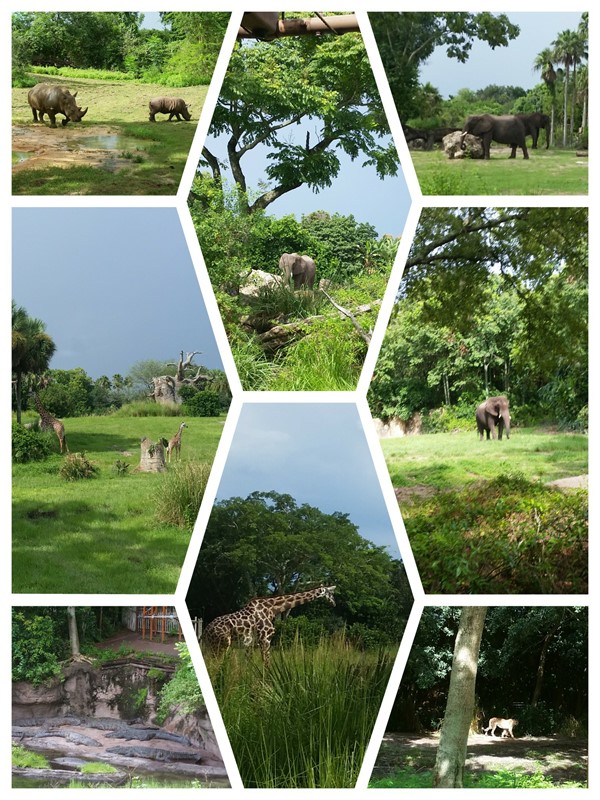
(80, 107, 88, 118)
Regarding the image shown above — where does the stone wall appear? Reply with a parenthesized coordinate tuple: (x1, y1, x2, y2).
(372, 414, 422, 438)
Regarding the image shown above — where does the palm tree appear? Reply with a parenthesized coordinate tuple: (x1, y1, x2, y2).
(552, 29, 584, 146)
(533, 47, 557, 146)
(12, 301, 56, 424)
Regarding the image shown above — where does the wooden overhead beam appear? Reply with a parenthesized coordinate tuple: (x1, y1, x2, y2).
(239, 13, 359, 39)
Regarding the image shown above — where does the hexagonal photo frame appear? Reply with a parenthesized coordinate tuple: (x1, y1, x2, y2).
(367, 206, 588, 595)
(11, 603, 230, 788)
(186, 10, 413, 391)
(368, 11, 589, 197)
(363, 604, 588, 789)
(11, 207, 233, 594)
(182, 399, 416, 788)
(11, 11, 232, 196)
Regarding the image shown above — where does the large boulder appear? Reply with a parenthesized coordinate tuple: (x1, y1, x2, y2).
(443, 131, 485, 159)
(239, 269, 282, 299)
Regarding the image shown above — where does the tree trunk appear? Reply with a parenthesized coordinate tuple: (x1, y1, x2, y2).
(67, 607, 81, 659)
(432, 607, 488, 788)
(570, 63, 577, 144)
(138, 437, 166, 473)
(562, 66, 570, 147)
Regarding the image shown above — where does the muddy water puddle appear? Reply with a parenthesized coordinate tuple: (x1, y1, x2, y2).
(12, 125, 147, 173)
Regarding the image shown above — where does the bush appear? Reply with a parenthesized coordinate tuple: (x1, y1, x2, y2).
(421, 406, 473, 434)
(12, 423, 51, 463)
(12, 611, 64, 684)
(59, 452, 99, 481)
(183, 391, 222, 417)
(154, 461, 211, 529)
(156, 643, 204, 724)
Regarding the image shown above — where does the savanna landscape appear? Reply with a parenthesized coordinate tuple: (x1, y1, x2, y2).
(369, 12, 588, 195)
(191, 12, 405, 390)
(187, 491, 412, 788)
(11, 12, 229, 194)
(12, 299, 230, 594)
(369, 207, 588, 594)
(370, 607, 588, 789)
(12, 606, 228, 788)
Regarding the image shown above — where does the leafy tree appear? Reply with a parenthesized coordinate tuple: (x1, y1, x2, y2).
(201, 27, 398, 215)
(187, 491, 410, 643)
(12, 302, 56, 424)
(368, 12, 519, 120)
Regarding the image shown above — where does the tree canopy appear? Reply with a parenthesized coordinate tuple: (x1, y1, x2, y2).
(187, 491, 411, 644)
(368, 12, 520, 120)
(201, 26, 399, 214)
(386, 606, 587, 737)
(12, 11, 229, 85)
(369, 208, 588, 427)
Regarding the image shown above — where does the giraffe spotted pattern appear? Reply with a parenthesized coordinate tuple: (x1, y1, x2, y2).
(203, 585, 336, 664)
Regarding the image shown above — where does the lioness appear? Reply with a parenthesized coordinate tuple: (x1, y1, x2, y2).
(483, 717, 518, 738)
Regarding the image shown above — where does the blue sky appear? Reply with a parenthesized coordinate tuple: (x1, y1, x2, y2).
(12, 208, 223, 379)
(216, 403, 401, 559)
(419, 12, 584, 98)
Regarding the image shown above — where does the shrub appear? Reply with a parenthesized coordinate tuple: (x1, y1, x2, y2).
(12, 423, 51, 463)
(183, 391, 222, 417)
(12, 611, 64, 684)
(156, 643, 204, 724)
(59, 453, 99, 481)
(154, 461, 211, 529)
(421, 406, 473, 434)
(113, 459, 130, 477)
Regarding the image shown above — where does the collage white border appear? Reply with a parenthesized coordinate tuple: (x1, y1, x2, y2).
(3, 1, 594, 796)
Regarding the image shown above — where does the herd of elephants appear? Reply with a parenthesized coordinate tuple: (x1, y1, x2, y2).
(404, 110, 550, 159)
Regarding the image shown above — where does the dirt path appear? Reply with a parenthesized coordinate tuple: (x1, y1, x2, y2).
(373, 732, 587, 785)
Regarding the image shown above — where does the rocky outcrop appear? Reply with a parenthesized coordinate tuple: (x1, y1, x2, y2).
(373, 415, 422, 438)
(12, 660, 228, 785)
(443, 131, 485, 159)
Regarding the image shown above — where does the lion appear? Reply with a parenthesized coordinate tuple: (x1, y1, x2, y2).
(483, 717, 519, 738)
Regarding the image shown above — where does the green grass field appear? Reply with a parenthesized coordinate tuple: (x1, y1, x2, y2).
(382, 428, 588, 491)
(411, 147, 588, 195)
(12, 414, 225, 593)
(12, 74, 208, 194)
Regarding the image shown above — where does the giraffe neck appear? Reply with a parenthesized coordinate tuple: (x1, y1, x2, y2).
(33, 393, 51, 420)
(266, 589, 321, 614)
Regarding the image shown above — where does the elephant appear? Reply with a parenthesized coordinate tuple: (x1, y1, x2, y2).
(278, 252, 316, 289)
(461, 114, 529, 160)
(516, 112, 551, 149)
(476, 396, 511, 441)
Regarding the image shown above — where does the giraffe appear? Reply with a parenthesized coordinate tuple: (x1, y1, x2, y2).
(202, 585, 336, 665)
(31, 392, 68, 453)
(166, 421, 188, 463)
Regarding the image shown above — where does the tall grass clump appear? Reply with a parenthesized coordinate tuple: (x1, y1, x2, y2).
(208, 633, 393, 788)
(270, 322, 364, 391)
(114, 401, 183, 418)
(154, 461, 211, 529)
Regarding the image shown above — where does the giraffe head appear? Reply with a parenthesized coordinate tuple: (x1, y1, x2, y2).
(316, 585, 336, 606)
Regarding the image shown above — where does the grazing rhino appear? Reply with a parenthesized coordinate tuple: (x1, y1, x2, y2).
(28, 83, 88, 128)
(148, 97, 192, 122)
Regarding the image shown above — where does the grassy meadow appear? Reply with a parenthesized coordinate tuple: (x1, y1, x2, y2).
(12, 414, 225, 593)
(12, 74, 207, 194)
(206, 634, 394, 788)
(382, 428, 588, 594)
(411, 147, 588, 195)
